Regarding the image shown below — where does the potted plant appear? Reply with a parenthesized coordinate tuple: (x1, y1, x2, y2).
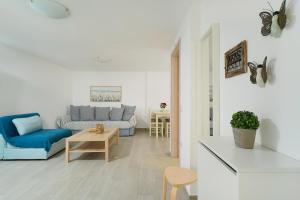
(230, 111, 260, 149)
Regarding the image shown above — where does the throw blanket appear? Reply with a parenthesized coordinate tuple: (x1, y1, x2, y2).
(8, 129, 72, 152)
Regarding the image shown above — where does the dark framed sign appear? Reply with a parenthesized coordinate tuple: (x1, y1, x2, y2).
(225, 40, 248, 78)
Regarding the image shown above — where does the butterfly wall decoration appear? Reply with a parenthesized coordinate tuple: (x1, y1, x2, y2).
(247, 57, 268, 86)
(260, 0, 287, 37)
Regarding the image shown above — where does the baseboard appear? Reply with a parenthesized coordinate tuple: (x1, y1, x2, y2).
(136, 128, 148, 132)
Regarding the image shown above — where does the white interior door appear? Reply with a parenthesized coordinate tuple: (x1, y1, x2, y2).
(201, 36, 211, 136)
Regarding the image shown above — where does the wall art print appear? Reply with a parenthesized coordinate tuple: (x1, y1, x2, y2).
(90, 86, 122, 102)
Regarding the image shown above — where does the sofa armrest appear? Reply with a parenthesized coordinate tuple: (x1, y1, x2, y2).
(0, 134, 6, 159)
(129, 115, 137, 127)
(56, 115, 71, 128)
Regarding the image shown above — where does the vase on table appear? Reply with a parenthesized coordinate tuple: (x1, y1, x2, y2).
(160, 103, 167, 112)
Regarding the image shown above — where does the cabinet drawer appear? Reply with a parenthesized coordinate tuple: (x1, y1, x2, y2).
(198, 144, 238, 200)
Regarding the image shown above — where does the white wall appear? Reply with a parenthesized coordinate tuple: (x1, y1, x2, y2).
(146, 72, 171, 113)
(174, 0, 300, 195)
(198, 0, 300, 160)
(0, 43, 72, 128)
(170, 2, 202, 195)
(71, 71, 170, 128)
(0, 42, 170, 128)
(176, 15, 192, 170)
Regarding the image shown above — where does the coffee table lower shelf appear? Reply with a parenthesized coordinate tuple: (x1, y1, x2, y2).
(65, 128, 119, 163)
(69, 142, 106, 153)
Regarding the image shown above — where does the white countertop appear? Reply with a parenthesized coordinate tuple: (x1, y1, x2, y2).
(199, 136, 300, 173)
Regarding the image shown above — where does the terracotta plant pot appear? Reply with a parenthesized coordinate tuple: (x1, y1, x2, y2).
(232, 128, 257, 149)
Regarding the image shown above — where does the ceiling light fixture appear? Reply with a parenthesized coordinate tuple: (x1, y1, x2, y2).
(95, 57, 113, 64)
(30, 0, 70, 19)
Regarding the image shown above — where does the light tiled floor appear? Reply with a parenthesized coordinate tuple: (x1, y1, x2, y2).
(0, 130, 189, 200)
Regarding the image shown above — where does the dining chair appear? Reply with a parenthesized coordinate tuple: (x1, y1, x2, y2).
(165, 118, 171, 138)
(149, 112, 164, 137)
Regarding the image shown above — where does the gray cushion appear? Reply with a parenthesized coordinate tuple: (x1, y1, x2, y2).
(110, 107, 125, 121)
(121, 104, 136, 121)
(70, 105, 80, 121)
(80, 106, 94, 121)
(95, 107, 110, 121)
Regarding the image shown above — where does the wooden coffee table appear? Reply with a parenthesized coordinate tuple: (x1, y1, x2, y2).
(65, 128, 119, 163)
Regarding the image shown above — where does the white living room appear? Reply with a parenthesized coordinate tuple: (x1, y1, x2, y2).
(1, 0, 300, 200)
(0, 0, 183, 199)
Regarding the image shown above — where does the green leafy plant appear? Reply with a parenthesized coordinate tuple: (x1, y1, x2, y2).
(230, 111, 260, 130)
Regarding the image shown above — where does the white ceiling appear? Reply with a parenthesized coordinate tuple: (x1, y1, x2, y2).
(0, 0, 192, 70)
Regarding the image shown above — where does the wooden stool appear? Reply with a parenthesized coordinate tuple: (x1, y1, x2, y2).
(162, 166, 197, 200)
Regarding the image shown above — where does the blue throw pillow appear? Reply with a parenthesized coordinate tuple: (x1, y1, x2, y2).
(80, 106, 95, 121)
(95, 107, 110, 121)
(12, 116, 43, 135)
(121, 104, 136, 121)
(110, 107, 125, 121)
(70, 105, 80, 121)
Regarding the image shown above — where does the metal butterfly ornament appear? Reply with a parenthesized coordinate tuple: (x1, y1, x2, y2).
(259, 0, 287, 37)
(247, 57, 268, 85)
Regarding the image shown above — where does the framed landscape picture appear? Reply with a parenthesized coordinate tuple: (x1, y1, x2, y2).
(224, 40, 248, 78)
(90, 86, 122, 102)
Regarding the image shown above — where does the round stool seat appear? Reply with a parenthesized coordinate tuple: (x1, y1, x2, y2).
(164, 166, 197, 187)
(162, 166, 197, 200)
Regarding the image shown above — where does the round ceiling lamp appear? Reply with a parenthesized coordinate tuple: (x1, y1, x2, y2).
(95, 57, 113, 64)
(30, 0, 70, 19)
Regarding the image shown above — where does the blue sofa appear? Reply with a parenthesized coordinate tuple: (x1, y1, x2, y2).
(0, 113, 72, 160)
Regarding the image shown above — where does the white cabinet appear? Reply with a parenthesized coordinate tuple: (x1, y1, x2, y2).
(198, 144, 238, 200)
(198, 137, 300, 200)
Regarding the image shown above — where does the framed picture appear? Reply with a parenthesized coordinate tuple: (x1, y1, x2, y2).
(90, 86, 122, 102)
(225, 40, 248, 78)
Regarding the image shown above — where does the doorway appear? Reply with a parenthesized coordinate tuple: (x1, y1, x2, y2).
(171, 41, 180, 158)
(200, 24, 220, 137)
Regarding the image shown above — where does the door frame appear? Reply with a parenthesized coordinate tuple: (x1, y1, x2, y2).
(171, 40, 180, 158)
(199, 23, 220, 137)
